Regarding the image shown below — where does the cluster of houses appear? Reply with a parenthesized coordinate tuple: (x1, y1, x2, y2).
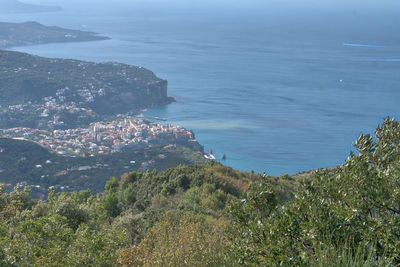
(1, 93, 96, 129)
(0, 117, 197, 157)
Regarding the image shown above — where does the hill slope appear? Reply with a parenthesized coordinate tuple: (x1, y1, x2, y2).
(0, 50, 174, 129)
(0, 138, 205, 195)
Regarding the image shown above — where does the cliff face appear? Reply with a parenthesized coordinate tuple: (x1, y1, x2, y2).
(0, 50, 174, 129)
(107, 80, 170, 108)
(147, 80, 172, 104)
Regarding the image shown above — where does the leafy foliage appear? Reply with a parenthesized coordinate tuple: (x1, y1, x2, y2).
(227, 117, 400, 265)
(116, 213, 231, 267)
(0, 162, 261, 266)
(0, 186, 126, 266)
(2, 118, 400, 266)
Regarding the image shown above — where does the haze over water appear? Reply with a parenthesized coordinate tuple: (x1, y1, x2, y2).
(2, 0, 400, 175)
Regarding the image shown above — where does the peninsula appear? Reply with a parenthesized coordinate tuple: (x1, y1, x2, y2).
(0, 21, 109, 48)
(0, 50, 174, 129)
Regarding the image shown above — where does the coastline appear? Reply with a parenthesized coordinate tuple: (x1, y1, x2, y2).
(0, 21, 110, 49)
(0, 23, 206, 163)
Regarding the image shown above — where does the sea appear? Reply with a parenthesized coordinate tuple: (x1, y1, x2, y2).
(1, 0, 400, 175)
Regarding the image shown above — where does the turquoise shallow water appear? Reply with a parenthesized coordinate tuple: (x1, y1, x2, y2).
(1, 1, 400, 175)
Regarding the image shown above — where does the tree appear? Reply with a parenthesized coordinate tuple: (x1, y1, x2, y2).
(227, 117, 400, 265)
(116, 213, 231, 267)
(102, 192, 121, 218)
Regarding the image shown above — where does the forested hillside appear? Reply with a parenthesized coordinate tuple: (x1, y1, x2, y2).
(1, 118, 400, 266)
(0, 138, 205, 196)
(0, 162, 278, 266)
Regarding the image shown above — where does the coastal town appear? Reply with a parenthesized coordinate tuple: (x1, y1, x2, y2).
(0, 50, 215, 197)
(0, 117, 202, 157)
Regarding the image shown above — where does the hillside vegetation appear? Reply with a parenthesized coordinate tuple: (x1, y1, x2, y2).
(1, 118, 400, 266)
(0, 138, 205, 196)
(0, 161, 274, 266)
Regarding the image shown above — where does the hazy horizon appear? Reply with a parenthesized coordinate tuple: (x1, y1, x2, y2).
(18, 0, 400, 11)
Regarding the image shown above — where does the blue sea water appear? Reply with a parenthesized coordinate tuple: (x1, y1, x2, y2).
(1, 1, 400, 175)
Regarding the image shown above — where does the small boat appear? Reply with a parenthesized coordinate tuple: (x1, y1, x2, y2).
(204, 149, 216, 160)
(204, 154, 216, 160)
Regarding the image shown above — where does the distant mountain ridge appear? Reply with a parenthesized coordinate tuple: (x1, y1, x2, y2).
(0, 0, 62, 13)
